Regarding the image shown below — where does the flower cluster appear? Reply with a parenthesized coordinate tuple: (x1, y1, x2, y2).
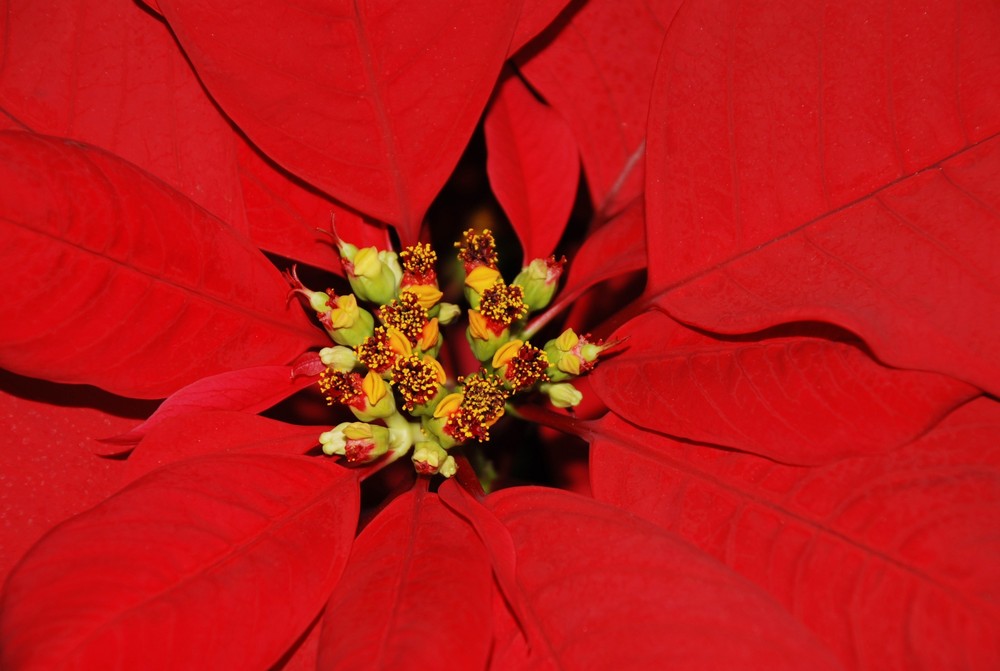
(289, 229, 611, 477)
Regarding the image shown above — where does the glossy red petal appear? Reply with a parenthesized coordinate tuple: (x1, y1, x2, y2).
(516, 0, 683, 216)
(123, 410, 323, 482)
(485, 72, 579, 262)
(0, 0, 246, 230)
(0, 454, 360, 670)
(481, 487, 842, 669)
(646, 0, 1000, 393)
(319, 486, 492, 669)
(0, 373, 152, 582)
(0, 131, 322, 398)
(158, 0, 522, 239)
(108, 365, 316, 445)
(593, 310, 978, 464)
(590, 397, 1000, 670)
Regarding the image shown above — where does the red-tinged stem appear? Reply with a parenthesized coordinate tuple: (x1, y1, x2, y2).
(453, 453, 486, 500)
(514, 403, 594, 441)
(523, 291, 574, 338)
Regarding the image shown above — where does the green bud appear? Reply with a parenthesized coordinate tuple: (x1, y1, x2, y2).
(466, 309, 511, 362)
(350, 371, 396, 422)
(540, 382, 583, 409)
(320, 422, 390, 464)
(543, 329, 583, 381)
(342, 246, 402, 305)
(319, 346, 357, 372)
(324, 294, 375, 348)
(513, 257, 564, 312)
(433, 302, 462, 326)
(411, 441, 456, 477)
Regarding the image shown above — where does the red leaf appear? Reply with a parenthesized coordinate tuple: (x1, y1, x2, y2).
(0, 131, 322, 398)
(0, 454, 360, 670)
(108, 365, 317, 446)
(516, 0, 683, 216)
(157, 0, 522, 239)
(482, 487, 842, 669)
(509, 0, 575, 55)
(0, 0, 246, 230)
(0, 372, 152, 582)
(645, 0, 1000, 393)
(236, 137, 391, 270)
(123, 410, 323, 482)
(527, 196, 645, 335)
(590, 397, 1000, 670)
(319, 486, 492, 669)
(485, 72, 579, 262)
(593, 310, 977, 464)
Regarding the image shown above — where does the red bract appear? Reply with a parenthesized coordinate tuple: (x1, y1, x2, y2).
(0, 1, 997, 670)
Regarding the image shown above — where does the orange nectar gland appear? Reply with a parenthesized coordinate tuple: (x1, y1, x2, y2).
(289, 228, 607, 478)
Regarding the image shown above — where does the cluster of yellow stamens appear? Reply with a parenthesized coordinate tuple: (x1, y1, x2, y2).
(288, 227, 606, 478)
(392, 355, 445, 411)
(456, 229, 498, 270)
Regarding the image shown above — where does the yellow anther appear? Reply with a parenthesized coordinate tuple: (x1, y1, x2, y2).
(455, 228, 499, 269)
(400, 243, 437, 278)
(479, 282, 527, 327)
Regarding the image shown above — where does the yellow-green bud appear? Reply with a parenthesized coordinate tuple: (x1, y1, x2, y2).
(350, 371, 396, 421)
(319, 346, 357, 372)
(342, 245, 402, 305)
(540, 382, 583, 408)
(513, 257, 564, 312)
(466, 310, 510, 362)
(325, 294, 375, 348)
(412, 441, 457, 477)
(320, 422, 390, 464)
(433, 302, 462, 326)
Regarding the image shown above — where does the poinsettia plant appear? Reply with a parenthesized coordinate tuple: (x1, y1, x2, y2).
(1, 0, 998, 668)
